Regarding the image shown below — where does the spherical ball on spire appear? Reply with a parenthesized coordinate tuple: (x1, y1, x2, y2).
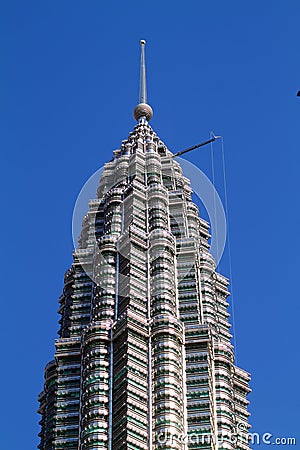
(133, 103, 153, 121)
(140, 39, 146, 46)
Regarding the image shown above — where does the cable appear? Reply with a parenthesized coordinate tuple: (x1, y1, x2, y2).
(220, 136, 238, 363)
(210, 133, 219, 268)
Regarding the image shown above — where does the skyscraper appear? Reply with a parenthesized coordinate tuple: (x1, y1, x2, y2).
(38, 41, 251, 450)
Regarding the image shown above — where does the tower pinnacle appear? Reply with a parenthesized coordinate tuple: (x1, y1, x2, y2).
(133, 39, 153, 122)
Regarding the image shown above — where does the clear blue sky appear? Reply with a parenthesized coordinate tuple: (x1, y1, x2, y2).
(1, 1, 299, 448)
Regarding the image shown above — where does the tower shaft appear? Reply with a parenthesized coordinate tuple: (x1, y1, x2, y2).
(38, 121, 250, 450)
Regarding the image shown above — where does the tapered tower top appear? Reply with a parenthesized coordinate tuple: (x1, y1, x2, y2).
(133, 40, 153, 122)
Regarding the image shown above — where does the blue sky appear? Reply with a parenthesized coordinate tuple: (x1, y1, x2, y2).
(1, 1, 299, 448)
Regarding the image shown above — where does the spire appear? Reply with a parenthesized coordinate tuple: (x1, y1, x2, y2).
(139, 39, 147, 104)
(134, 40, 153, 122)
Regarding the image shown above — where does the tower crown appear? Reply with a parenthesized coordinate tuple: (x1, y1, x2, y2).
(133, 39, 153, 122)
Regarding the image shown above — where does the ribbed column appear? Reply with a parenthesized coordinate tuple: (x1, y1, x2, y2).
(161, 155, 219, 448)
(38, 360, 57, 450)
(79, 323, 111, 450)
(147, 175, 185, 449)
(79, 235, 117, 450)
(111, 182, 149, 450)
